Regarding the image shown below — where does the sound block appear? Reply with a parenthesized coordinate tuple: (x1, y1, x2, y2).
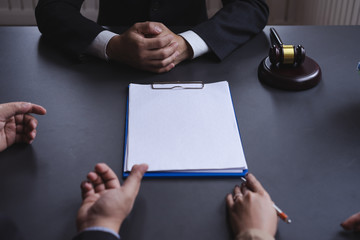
(258, 56, 321, 91)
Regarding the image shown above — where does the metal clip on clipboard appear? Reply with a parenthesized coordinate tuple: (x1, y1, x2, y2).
(151, 81, 204, 90)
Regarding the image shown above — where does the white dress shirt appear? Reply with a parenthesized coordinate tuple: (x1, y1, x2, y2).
(86, 30, 210, 61)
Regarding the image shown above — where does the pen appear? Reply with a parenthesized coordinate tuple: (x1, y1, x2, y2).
(273, 203, 291, 224)
(240, 177, 292, 224)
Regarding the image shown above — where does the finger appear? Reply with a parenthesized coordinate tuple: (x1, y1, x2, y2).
(0, 102, 31, 120)
(233, 185, 243, 202)
(14, 114, 25, 125)
(141, 47, 179, 72)
(15, 129, 36, 144)
(16, 124, 24, 134)
(87, 171, 106, 193)
(81, 181, 95, 200)
(25, 130, 37, 143)
(29, 104, 47, 115)
(15, 116, 38, 134)
(226, 193, 234, 208)
(94, 163, 121, 189)
(147, 42, 178, 61)
(122, 164, 148, 197)
(23, 115, 38, 131)
(135, 21, 163, 36)
(23, 126, 37, 142)
(14, 115, 39, 144)
(234, 185, 241, 195)
(0, 102, 46, 121)
(245, 173, 266, 193)
(341, 212, 360, 231)
(144, 52, 178, 68)
(143, 62, 176, 74)
(241, 181, 250, 195)
(145, 34, 174, 50)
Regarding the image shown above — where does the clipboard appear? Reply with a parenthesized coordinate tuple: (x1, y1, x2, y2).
(123, 81, 248, 178)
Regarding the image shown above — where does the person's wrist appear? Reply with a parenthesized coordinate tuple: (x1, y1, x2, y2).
(175, 35, 193, 62)
(106, 35, 122, 61)
(235, 228, 275, 240)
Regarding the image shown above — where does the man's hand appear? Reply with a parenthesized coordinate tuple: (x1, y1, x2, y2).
(153, 24, 193, 66)
(0, 102, 46, 152)
(76, 163, 148, 233)
(341, 212, 360, 231)
(226, 174, 278, 238)
(107, 22, 179, 73)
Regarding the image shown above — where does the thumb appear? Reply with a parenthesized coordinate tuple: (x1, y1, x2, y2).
(0, 102, 32, 120)
(341, 212, 360, 231)
(122, 164, 148, 198)
(136, 22, 163, 36)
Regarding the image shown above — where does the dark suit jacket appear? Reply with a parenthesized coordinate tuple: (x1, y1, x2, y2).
(73, 231, 118, 240)
(35, 0, 268, 60)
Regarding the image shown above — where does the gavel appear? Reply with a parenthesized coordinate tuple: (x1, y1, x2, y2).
(268, 27, 306, 66)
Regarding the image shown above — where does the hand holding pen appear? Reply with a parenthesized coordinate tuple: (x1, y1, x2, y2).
(240, 176, 292, 224)
(226, 173, 279, 239)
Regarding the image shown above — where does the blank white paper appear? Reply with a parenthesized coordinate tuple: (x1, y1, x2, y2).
(125, 81, 247, 172)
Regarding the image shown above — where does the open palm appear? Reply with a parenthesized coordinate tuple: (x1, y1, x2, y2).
(0, 102, 46, 152)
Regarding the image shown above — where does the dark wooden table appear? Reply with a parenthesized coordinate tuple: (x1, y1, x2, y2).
(1, 26, 360, 240)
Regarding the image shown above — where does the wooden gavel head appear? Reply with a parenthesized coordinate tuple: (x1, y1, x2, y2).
(269, 44, 306, 66)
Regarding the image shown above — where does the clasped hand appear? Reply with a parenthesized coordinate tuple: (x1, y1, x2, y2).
(106, 22, 193, 73)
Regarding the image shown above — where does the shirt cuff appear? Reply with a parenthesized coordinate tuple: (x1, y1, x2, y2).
(82, 226, 120, 239)
(179, 30, 210, 59)
(86, 30, 119, 61)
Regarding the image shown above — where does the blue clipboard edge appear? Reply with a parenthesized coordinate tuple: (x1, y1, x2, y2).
(122, 82, 248, 179)
(122, 87, 130, 178)
(123, 169, 248, 178)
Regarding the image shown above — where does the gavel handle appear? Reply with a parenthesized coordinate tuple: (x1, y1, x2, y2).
(270, 27, 283, 47)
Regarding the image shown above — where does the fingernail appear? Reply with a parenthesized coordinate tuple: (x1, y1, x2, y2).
(154, 26, 162, 33)
(139, 164, 149, 172)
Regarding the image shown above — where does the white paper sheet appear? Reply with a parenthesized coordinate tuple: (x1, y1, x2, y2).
(125, 81, 247, 173)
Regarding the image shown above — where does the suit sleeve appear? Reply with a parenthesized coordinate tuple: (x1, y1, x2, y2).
(191, 0, 269, 60)
(72, 230, 119, 240)
(35, 0, 105, 57)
